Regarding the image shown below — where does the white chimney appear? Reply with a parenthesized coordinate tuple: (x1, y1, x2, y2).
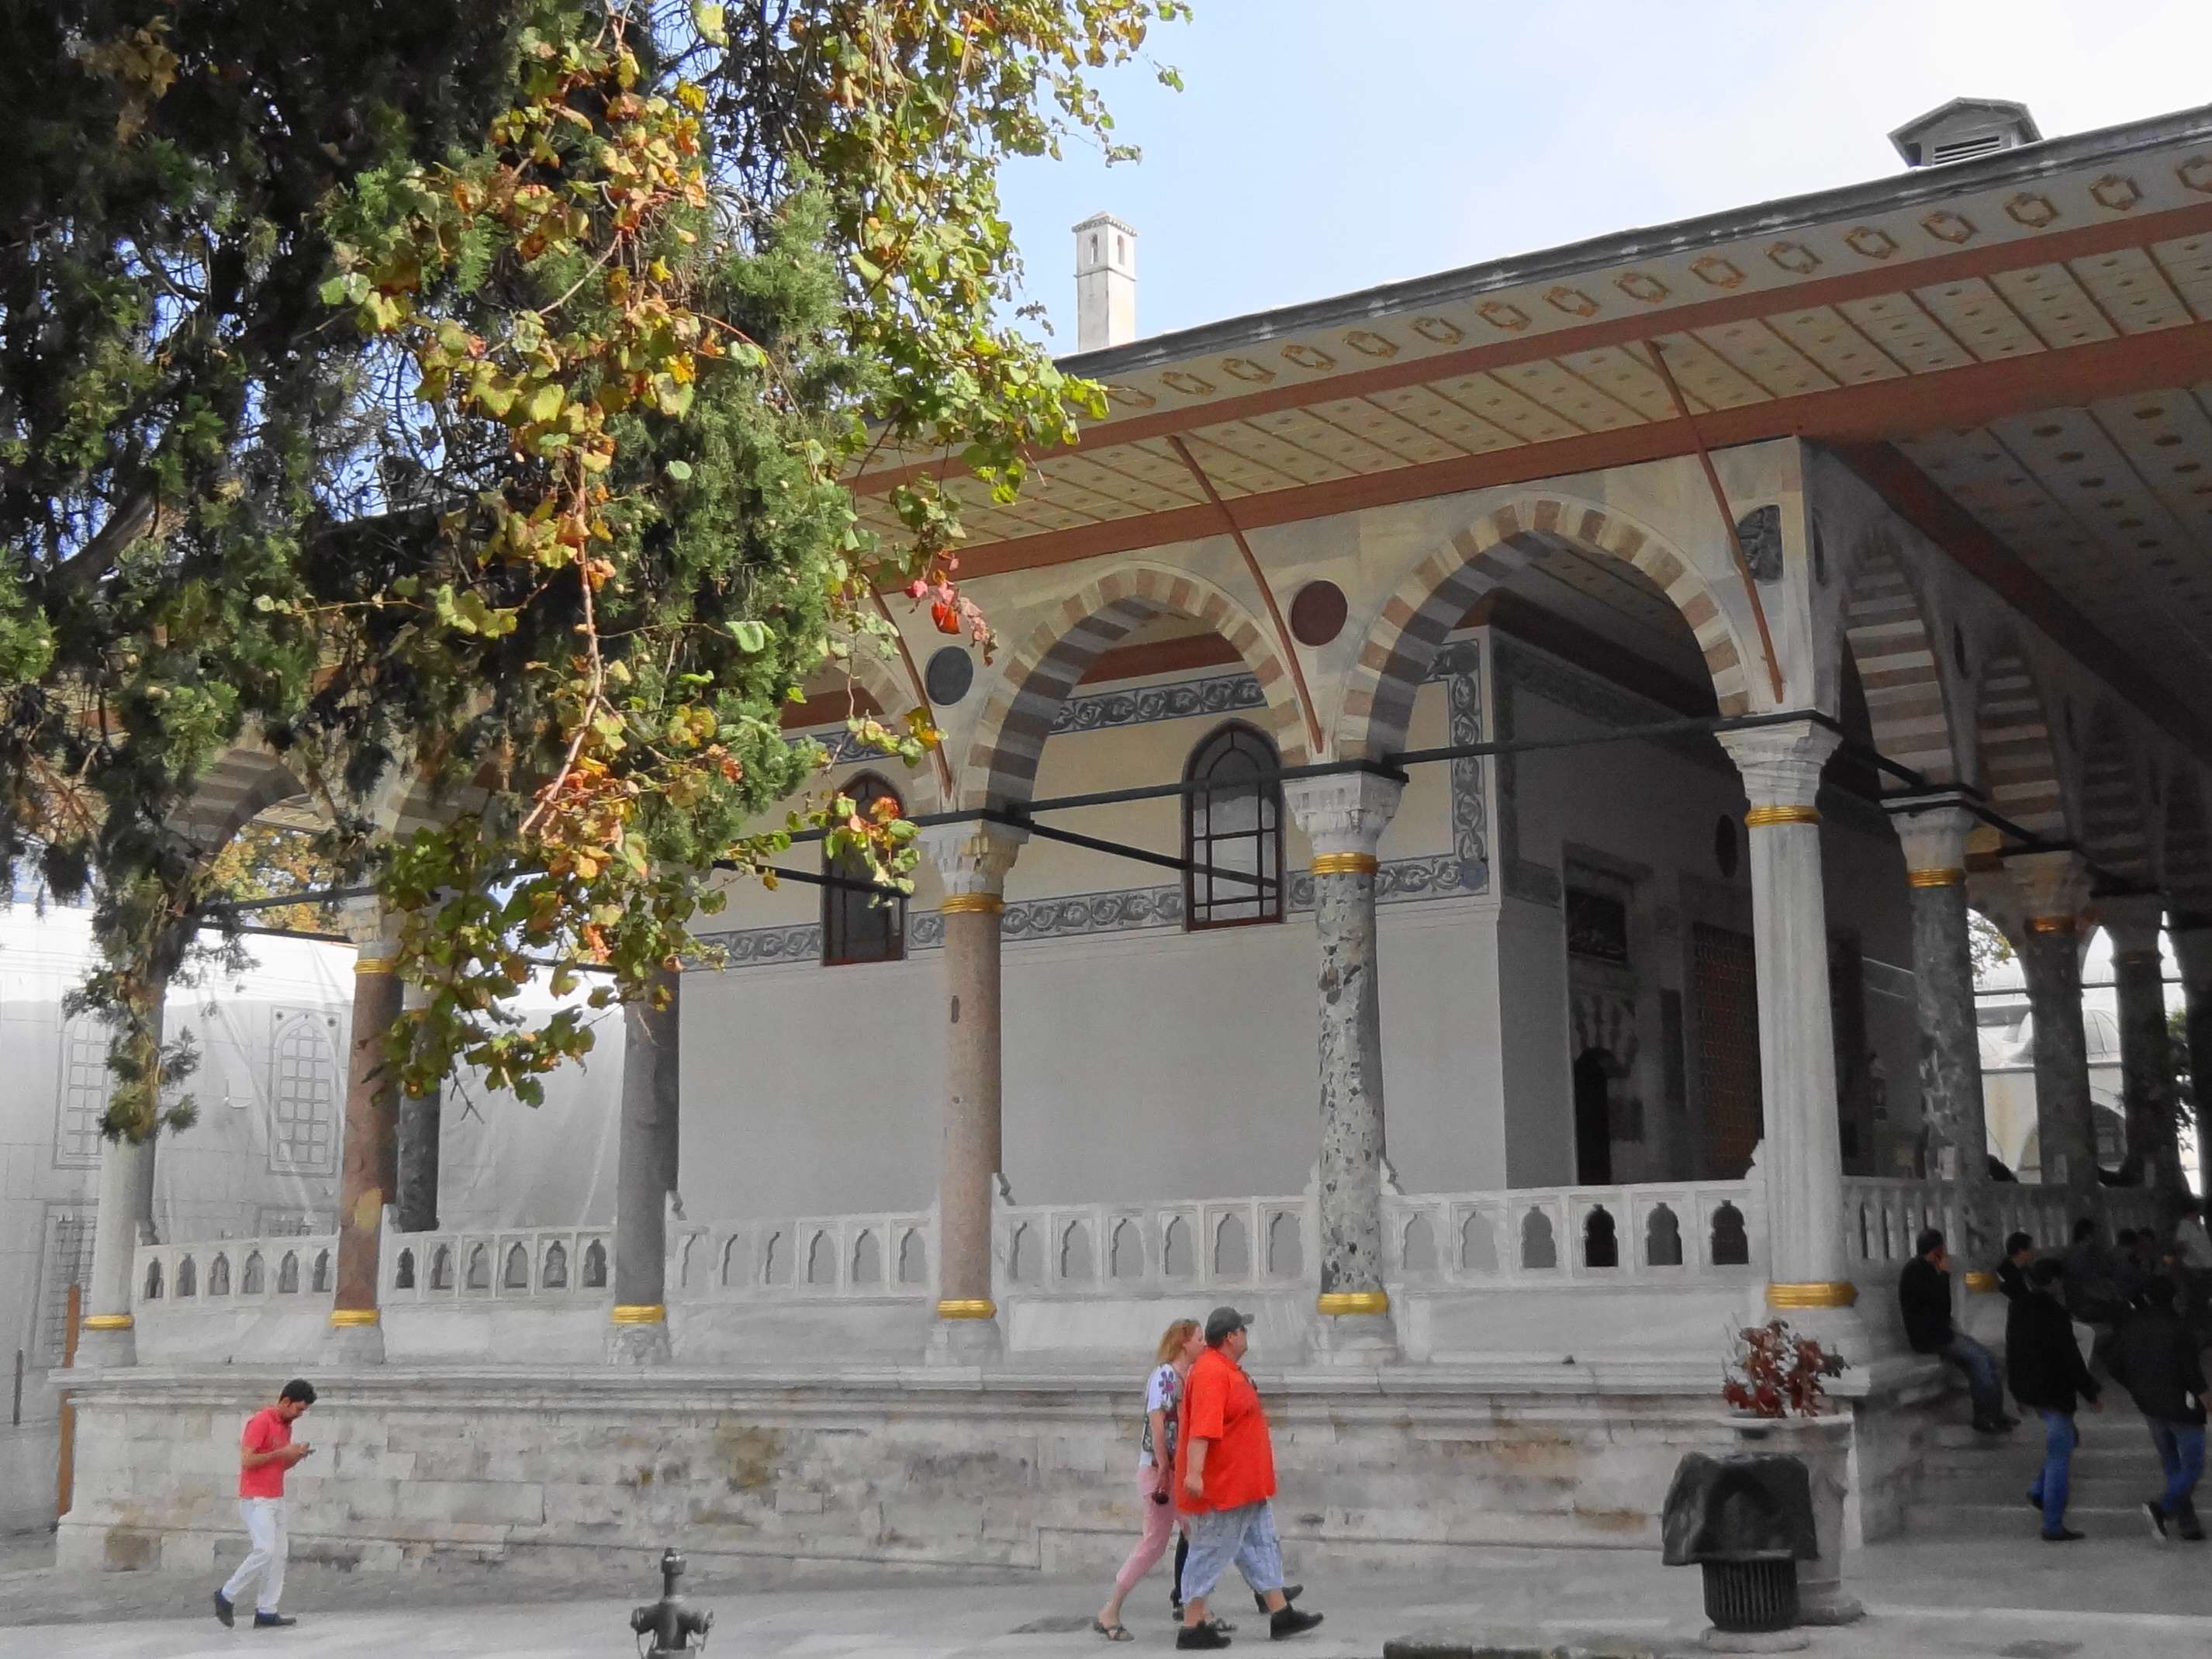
(1073, 212, 1136, 352)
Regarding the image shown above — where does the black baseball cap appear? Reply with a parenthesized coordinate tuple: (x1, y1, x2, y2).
(1204, 1306, 1251, 1344)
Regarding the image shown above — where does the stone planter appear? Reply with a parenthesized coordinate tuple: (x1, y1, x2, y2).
(1726, 1413, 1861, 1626)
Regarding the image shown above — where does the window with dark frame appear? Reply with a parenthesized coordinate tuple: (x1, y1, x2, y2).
(1183, 722, 1284, 928)
(821, 773, 907, 966)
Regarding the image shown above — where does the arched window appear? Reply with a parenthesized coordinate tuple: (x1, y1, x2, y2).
(822, 774, 906, 966)
(55, 1014, 112, 1169)
(1183, 723, 1283, 928)
(268, 1012, 340, 1177)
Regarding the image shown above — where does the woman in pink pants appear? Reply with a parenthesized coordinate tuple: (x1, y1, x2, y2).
(1093, 1318, 1205, 1641)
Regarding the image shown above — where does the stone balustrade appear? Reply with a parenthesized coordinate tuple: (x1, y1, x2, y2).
(133, 1232, 337, 1313)
(666, 1212, 937, 1302)
(378, 1218, 613, 1304)
(994, 1195, 1309, 1298)
(1385, 1180, 1762, 1286)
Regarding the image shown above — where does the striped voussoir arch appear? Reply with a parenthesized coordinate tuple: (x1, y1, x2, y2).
(956, 565, 1308, 810)
(1972, 652, 2067, 841)
(1334, 496, 1753, 760)
(171, 744, 312, 853)
(1837, 540, 1958, 783)
(2078, 706, 2153, 885)
(2162, 772, 2212, 911)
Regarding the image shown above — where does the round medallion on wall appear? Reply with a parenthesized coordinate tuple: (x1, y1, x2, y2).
(924, 645, 974, 707)
(1288, 579, 1348, 647)
(1714, 814, 1741, 879)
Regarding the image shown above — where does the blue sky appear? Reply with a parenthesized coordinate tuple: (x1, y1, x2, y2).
(997, 0, 2212, 350)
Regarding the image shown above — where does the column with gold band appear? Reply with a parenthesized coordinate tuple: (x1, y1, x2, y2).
(2005, 850, 2097, 1193)
(918, 821, 1026, 1363)
(2103, 893, 2182, 1191)
(329, 909, 405, 1363)
(1716, 723, 1863, 1337)
(610, 966, 683, 1364)
(1284, 772, 1403, 1363)
(81, 969, 174, 1368)
(1887, 797, 1993, 1262)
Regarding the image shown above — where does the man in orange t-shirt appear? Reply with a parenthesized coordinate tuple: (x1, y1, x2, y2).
(213, 1378, 316, 1630)
(1172, 1308, 1322, 1649)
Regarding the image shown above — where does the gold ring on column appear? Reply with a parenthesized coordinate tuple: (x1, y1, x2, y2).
(82, 1313, 134, 1332)
(1744, 805, 1820, 829)
(935, 1298, 997, 1319)
(354, 959, 399, 976)
(1964, 1271, 1999, 1294)
(1311, 852, 1379, 877)
(2027, 914, 2076, 935)
(1764, 1281, 1857, 1309)
(610, 1304, 666, 1325)
(1906, 868, 1965, 888)
(938, 893, 1004, 916)
(327, 1308, 381, 1328)
(1316, 1290, 1389, 1315)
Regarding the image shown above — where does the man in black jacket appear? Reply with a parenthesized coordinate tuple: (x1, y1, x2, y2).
(1899, 1228, 2012, 1433)
(1996, 1232, 2037, 1304)
(2108, 1276, 2207, 1542)
(2008, 1257, 2103, 1542)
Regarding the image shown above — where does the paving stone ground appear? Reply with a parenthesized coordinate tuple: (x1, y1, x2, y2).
(2, 1529, 2210, 1657)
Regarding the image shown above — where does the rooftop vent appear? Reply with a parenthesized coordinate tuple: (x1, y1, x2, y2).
(1889, 99, 2042, 168)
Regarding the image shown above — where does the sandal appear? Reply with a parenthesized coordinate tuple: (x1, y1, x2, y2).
(1093, 1618, 1134, 1642)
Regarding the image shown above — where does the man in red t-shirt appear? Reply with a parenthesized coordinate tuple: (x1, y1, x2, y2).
(213, 1378, 316, 1630)
(1172, 1308, 1322, 1649)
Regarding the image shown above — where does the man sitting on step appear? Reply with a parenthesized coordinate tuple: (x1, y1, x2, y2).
(1899, 1227, 2016, 1436)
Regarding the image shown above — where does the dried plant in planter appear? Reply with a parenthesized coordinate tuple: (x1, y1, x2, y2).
(1723, 1319, 1849, 1419)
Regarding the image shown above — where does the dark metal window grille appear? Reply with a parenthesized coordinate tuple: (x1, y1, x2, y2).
(36, 1209, 95, 1364)
(1183, 722, 1283, 929)
(822, 774, 906, 966)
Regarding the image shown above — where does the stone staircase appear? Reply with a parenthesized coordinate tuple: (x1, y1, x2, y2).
(1908, 1397, 2179, 1536)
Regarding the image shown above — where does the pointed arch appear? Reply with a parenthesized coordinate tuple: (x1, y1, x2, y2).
(170, 741, 313, 853)
(1334, 493, 1754, 761)
(956, 564, 1310, 810)
(1972, 647, 2068, 840)
(2078, 703, 2153, 886)
(1836, 533, 1960, 783)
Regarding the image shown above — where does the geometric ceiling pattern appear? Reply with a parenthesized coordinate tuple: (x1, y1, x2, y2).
(848, 109, 2212, 752)
(1901, 385, 2212, 723)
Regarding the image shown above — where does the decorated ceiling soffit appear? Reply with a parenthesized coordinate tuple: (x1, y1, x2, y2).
(847, 109, 2212, 563)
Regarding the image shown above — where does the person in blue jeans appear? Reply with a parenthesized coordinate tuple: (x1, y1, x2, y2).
(2109, 1274, 2208, 1542)
(1898, 1227, 2014, 1433)
(2006, 1257, 2103, 1541)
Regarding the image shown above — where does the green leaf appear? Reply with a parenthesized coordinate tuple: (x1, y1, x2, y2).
(663, 458, 693, 481)
(730, 619, 768, 653)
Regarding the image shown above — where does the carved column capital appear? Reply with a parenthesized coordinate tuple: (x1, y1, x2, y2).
(2003, 849, 2092, 932)
(1718, 720, 1840, 814)
(920, 821, 1027, 904)
(1284, 772, 1403, 862)
(342, 900, 405, 972)
(2097, 892, 2166, 959)
(1885, 794, 1977, 882)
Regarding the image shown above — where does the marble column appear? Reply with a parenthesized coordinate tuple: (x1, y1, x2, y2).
(78, 980, 168, 1370)
(2102, 894, 2179, 1192)
(2174, 918, 2212, 1163)
(919, 821, 1025, 1364)
(329, 911, 404, 1364)
(1886, 798, 1993, 1270)
(393, 982, 441, 1234)
(1284, 772, 1403, 1364)
(2006, 851, 2098, 1194)
(1716, 722, 1861, 1344)
(610, 969, 682, 1364)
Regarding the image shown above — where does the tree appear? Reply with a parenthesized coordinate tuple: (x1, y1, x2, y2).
(1968, 911, 2014, 981)
(2, 1, 1188, 1135)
